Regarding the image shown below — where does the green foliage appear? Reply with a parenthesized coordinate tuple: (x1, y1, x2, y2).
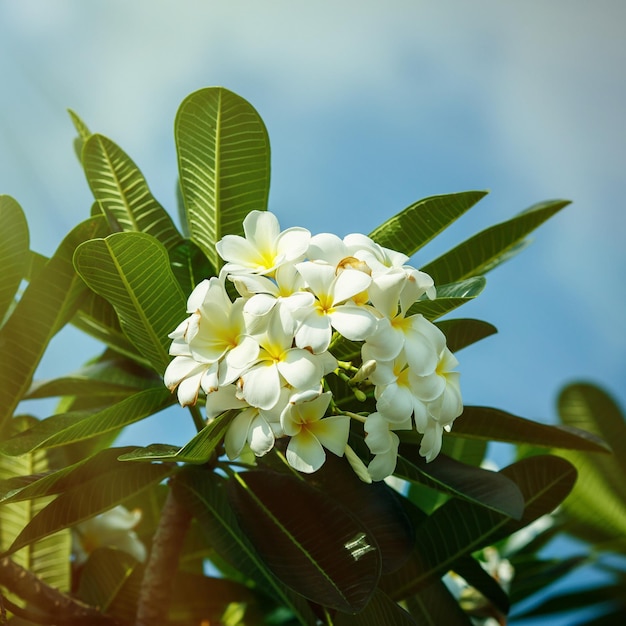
(0, 86, 614, 625)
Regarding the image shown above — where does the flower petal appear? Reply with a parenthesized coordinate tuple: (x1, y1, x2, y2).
(309, 416, 350, 457)
(286, 430, 326, 473)
(241, 362, 281, 409)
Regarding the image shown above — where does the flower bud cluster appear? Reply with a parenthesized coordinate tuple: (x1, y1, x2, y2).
(164, 211, 462, 480)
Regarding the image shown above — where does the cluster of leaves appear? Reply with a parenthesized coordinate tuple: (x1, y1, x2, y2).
(0, 87, 613, 625)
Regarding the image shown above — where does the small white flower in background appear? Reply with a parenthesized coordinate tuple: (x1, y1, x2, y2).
(164, 210, 463, 481)
(73, 505, 146, 565)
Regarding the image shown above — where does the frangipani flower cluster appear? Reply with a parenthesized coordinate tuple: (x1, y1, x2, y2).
(164, 210, 463, 481)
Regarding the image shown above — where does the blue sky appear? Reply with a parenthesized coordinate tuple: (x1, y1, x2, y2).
(1, 1, 624, 457)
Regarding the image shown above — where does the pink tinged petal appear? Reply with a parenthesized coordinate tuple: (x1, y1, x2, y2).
(309, 416, 350, 457)
(294, 311, 332, 353)
(328, 305, 377, 341)
(332, 269, 371, 305)
(307, 232, 347, 264)
(241, 362, 281, 410)
(276, 227, 311, 261)
(248, 416, 275, 457)
(277, 349, 323, 390)
(224, 409, 255, 459)
(286, 430, 327, 473)
(376, 384, 414, 424)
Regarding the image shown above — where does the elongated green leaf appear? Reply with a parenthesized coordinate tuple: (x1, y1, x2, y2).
(335, 588, 417, 625)
(408, 277, 486, 320)
(381, 455, 576, 600)
(0, 388, 173, 455)
(420, 199, 570, 285)
(68, 108, 92, 161)
(368, 191, 488, 257)
(228, 469, 381, 613)
(82, 133, 182, 249)
(0, 447, 138, 504)
(0, 195, 29, 323)
(405, 578, 473, 625)
(450, 406, 610, 453)
(292, 451, 413, 575)
(175, 87, 271, 268)
(0, 216, 109, 434)
(395, 447, 524, 519)
(119, 409, 236, 463)
(72, 291, 149, 367)
(172, 468, 318, 625)
(74, 231, 187, 374)
(436, 318, 497, 352)
(3, 462, 173, 556)
(552, 383, 626, 546)
(0, 418, 71, 593)
(76, 547, 142, 622)
(168, 238, 217, 298)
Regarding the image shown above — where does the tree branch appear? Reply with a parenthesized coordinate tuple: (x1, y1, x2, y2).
(0, 556, 117, 625)
(135, 486, 192, 626)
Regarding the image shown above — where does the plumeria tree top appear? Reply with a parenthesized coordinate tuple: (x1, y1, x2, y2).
(0, 87, 612, 625)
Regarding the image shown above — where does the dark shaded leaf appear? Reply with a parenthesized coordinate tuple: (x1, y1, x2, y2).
(451, 405, 610, 453)
(227, 469, 381, 613)
(435, 318, 497, 352)
(0, 216, 109, 434)
(335, 588, 417, 625)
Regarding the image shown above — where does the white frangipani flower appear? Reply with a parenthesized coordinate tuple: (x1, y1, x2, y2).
(364, 412, 411, 481)
(281, 392, 350, 473)
(216, 210, 310, 275)
(73, 505, 146, 565)
(294, 261, 377, 353)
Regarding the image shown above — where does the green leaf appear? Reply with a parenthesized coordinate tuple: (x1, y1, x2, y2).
(0, 418, 71, 593)
(420, 199, 570, 285)
(76, 547, 142, 623)
(172, 468, 318, 625)
(118, 409, 236, 464)
(227, 469, 381, 613)
(0, 195, 29, 324)
(175, 87, 271, 268)
(74, 231, 187, 374)
(68, 108, 92, 161)
(0, 216, 109, 434)
(381, 455, 577, 600)
(335, 588, 417, 625)
(407, 277, 486, 320)
(25, 353, 161, 401)
(451, 406, 611, 453)
(368, 191, 488, 257)
(452, 554, 510, 616)
(405, 578, 474, 625)
(0, 447, 140, 505)
(395, 447, 524, 519)
(552, 383, 626, 547)
(168, 237, 217, 297)
(435, 318, 497, 352)
(3, 462, 173, 556)
(71, 290, 150, 367)
(82, 133, 182, 249)
(0, 388, 173, 455)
